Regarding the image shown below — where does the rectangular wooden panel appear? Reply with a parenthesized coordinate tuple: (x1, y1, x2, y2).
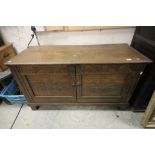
(26, 74, 75, 97)
(19, 65, 77, 103)
(76, 64, 143, 104)
(6, 44, 152, 65)
(64, 26, 134, 31)
(19, 65, 74, 75)
(80, 74, 126, 97)
(77, 64, 135, 74)
(44, 26, 134, 31)
(44, 26, 64, 31)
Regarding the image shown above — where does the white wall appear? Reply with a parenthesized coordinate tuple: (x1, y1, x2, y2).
(0, 26, 135, 53)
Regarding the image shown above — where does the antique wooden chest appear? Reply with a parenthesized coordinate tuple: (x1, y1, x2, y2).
(6, 44, 152, 110)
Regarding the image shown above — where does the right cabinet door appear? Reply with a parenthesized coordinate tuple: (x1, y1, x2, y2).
(76, 64, 144, 105)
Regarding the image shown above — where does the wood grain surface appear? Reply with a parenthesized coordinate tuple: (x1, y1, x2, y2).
(6, 44, 152, 65)
(0, 44, 16, 71)
(7, 44, 152, 110)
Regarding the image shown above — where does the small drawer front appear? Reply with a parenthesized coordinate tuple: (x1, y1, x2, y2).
(0, 47, 16, 62)
(19, 65, 75, 75)
(0, 45, 16, 71)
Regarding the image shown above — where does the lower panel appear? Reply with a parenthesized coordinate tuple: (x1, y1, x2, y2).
(10, 64, 145, 107)
(17, 65, 77, 103)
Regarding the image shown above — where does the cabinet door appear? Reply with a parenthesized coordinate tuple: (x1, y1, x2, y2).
(18, 65, 77, 103)
(76, 64, 143, 104)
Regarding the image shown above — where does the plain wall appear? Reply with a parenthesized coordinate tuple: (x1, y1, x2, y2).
(0, 26, 135, 53)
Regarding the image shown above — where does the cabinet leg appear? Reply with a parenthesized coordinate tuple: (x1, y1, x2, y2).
(30, 106, 40, 110)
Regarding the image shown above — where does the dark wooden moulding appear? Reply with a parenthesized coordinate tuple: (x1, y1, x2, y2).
(6, 44, 152, 110)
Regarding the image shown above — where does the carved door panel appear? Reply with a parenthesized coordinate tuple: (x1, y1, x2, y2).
(12, 64, 143, 105)
(76, 65, 142, 104)
(19, 65, 77, 103)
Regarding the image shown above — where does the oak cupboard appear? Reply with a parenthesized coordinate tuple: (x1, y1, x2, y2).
(6, 44, 151, 110)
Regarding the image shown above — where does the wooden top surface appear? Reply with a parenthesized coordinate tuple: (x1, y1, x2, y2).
(6, 44, 152, 65)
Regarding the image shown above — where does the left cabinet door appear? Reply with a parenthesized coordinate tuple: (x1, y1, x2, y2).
(15, 65, 77, 104)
